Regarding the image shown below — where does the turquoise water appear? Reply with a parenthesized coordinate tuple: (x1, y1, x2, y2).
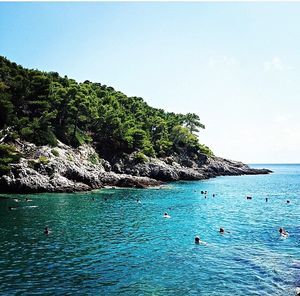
(0, 164, 299, 295)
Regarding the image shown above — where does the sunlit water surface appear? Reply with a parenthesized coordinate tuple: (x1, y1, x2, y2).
(0, 164, 299, 295)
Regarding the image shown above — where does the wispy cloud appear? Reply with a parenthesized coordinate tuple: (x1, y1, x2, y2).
(263, 56, 292, 71)
(274, 114, 290, 124)
(208, 56, 238, 68)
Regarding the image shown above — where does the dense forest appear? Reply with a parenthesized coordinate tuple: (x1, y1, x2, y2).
(0, 56, 212, 172)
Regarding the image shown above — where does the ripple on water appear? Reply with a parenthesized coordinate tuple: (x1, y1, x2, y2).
(0, 164, 299, 295)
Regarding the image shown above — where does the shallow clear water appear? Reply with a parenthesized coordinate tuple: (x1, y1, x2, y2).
(0, 164, 299, 295)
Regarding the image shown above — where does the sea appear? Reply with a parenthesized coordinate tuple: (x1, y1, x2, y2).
(0, 164, 299, 295)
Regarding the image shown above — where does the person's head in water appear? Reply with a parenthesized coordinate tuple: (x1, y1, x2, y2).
(287, 200, 290, 204)
(279, 228, 284, 234)
(195, 236, 200, 244)
(44, 227, 49, 234)
(219, 228, 225, 234)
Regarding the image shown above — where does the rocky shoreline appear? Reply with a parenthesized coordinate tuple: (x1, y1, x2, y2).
(0, 141, 272, 193)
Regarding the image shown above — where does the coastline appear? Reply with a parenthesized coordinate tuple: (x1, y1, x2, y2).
(0, 140, 272, 194)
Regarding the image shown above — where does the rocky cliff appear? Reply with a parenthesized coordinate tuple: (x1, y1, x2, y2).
(0, 141, 271, 193)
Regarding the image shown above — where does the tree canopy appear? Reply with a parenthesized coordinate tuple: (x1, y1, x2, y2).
(0, 56, 212, 160)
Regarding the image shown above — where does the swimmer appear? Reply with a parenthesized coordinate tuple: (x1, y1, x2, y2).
(219, 228, 225, 234)
(201, 191, 204, 194)
(279, 227, 289, 237)
(92, 197, 95, 201)
(163, 212, 171, 218)
(246, 196, 252, 200)
(136, 199, 141, 204)
(213, 194, 215, 197)
(44, 227, 50, 235)
(287, 200, 290, 204)
(265, 197, 268, 202)
(194, 236, 207, 245)
(104, 198, 107, 201)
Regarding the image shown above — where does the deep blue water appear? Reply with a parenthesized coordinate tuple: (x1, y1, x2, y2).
(0, 164, 299, 295)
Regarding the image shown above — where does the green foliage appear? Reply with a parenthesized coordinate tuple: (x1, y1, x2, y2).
(0, 164, 11, 175)
(0, 56, 212, 160)
(154, 138, 173, 157)
(66, 154, 74, 162)
(133, 151, 148, 164)
(0, 144, 21, 176)
(38, 155, 49, 165)
(0, 83, 14, 128)
(27, 160, 36, 169)
(182, 113, 205, 134)
(124, 128, 151, 152)
(20, 127, 33, 139)
(199, 144, 214, 157)
(73, 130, 86, 147)
(170, 125, 200, 155)
(51, 149, 59, 157)
(88, 152, 99, 165)
(19, 118, 58, 147)
(35, 129, 58, 147)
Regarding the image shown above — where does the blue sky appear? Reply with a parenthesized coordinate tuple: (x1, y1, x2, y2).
(1, 2, 300, 163)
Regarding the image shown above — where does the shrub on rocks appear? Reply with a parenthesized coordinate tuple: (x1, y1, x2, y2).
(38, 155, 49, 165)
(88, 152, 100, 165)
(0, 144, 21, 176)
(133, 152, 148, 164)
(51, 149, 59, 157)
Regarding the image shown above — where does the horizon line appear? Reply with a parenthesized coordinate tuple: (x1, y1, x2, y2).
(248, 163, 300, 165)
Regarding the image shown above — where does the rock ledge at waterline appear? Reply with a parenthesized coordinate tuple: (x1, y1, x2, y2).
(0, 141, 272, 193)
